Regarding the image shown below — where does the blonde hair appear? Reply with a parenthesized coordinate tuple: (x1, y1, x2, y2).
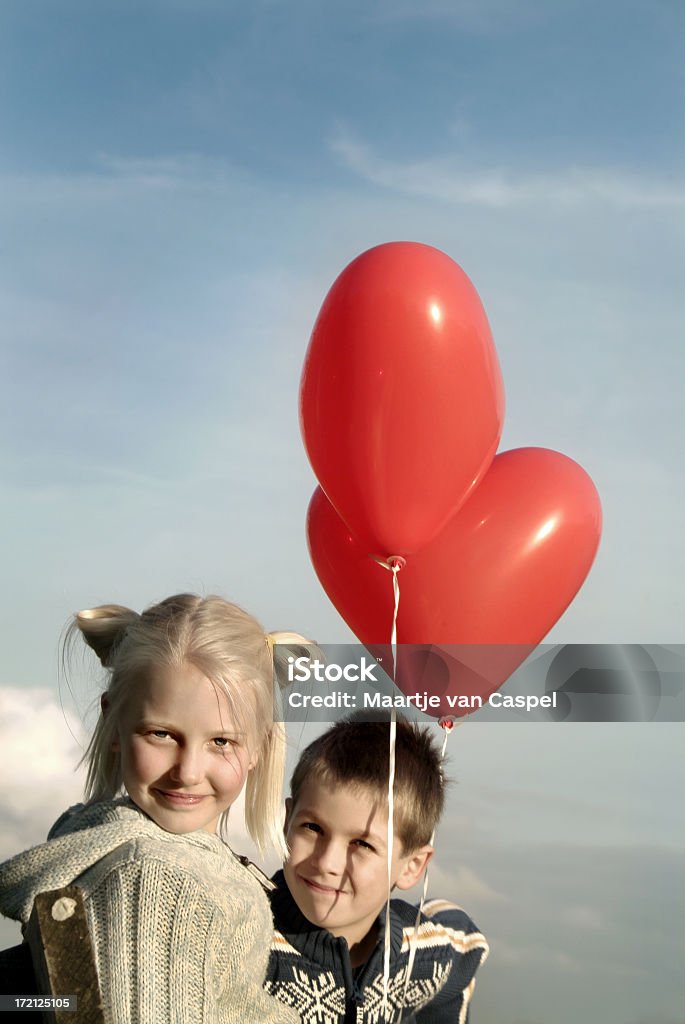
(68, 593, 311, 858)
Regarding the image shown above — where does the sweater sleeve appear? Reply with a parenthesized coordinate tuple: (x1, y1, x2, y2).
(80, 850, 300, 1024)
(414, 901, 489, 1024)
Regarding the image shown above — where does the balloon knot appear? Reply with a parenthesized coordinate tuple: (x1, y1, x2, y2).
(439, 717, 456, 732)
(371, 555, 407, 571)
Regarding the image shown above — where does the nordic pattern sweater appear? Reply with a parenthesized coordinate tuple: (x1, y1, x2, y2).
(0, 799, 299, 1024)
(265, 871, 488, 1024)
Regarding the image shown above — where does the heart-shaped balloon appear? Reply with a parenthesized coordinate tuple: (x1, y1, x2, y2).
(300, 242, 505, 557)
(307, 447, 602, 716)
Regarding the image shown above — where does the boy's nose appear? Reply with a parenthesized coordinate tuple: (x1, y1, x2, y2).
(311, 839, 346, 876)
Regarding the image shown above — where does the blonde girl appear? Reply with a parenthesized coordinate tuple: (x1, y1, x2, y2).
(0, 593, 308, 1023)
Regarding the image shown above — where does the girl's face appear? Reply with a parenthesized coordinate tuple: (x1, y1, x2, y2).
(113, 661, 258, 835)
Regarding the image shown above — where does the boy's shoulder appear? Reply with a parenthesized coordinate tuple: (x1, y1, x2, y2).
(381, 897, 489, 1021)
(391, 895, 482, 932)
(388, 895, 488, 964)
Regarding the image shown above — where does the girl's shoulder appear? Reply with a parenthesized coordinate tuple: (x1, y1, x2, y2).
(47, 797, 138, 839)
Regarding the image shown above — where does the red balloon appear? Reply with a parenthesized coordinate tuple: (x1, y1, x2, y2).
(307, 448, 602, 716)
(300, 242, 505, 556)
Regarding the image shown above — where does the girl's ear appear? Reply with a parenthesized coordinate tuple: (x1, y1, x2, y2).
(101, 694, 121, 752)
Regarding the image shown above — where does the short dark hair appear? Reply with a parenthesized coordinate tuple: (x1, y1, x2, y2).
(289, 715, 446, 852)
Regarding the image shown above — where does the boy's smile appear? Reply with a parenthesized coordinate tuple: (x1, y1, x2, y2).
(283, 779, 432, 954)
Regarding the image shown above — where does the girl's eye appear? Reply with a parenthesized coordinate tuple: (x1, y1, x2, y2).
(212, 737, 234, 749)
(353, 839, 374, 852)
(302, 822, 321, 834)
(150, 730, 171, 740)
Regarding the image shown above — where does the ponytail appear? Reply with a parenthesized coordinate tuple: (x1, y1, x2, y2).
(74, 604, 140, 667)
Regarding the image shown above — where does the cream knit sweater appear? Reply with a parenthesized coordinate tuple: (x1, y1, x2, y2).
(0, 798, 299, 1024)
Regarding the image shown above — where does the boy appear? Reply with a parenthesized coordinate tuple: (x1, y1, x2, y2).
(265, 717, 488, 1022)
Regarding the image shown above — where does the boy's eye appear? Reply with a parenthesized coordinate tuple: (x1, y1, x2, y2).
(353, 839, 375, 852)
(150, 730, 171, 740)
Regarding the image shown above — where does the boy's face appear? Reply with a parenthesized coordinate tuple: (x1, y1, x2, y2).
(283, 779, 432, 951)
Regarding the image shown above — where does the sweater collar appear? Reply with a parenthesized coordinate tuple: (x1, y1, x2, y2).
(269, 869, 405, 969)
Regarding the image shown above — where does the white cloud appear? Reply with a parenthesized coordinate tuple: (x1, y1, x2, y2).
(330, 130, 685, 209)
(0, 687, 88, 859)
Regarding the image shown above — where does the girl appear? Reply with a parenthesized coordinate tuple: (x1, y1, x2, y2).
(0, 593, 308, 1023)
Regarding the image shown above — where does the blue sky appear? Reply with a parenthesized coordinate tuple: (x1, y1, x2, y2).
(2, 1, 682, 173)
(1, 3, 683, 1022)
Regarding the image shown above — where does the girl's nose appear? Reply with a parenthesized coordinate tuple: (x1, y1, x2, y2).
(169, 747, 204, 786)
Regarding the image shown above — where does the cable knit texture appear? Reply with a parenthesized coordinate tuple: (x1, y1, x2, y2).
(0, 799, 299, 1024)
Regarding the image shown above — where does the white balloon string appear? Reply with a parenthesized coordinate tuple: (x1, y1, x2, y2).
(398, 720, 456, 1021)
(373, 555, 404, 1019)
(390, 561, 401, 677)
(371, 555, 405, 680)
(382, 707, 397, 1018)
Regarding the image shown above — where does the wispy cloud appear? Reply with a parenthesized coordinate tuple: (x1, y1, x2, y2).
(330, 130, 685, 209)
(94, 153, 256, 192)
(496, 937, 582, 972)
(0, 154, 255, 205)
(559, 904, 605, 930)
(424, 859, 509, 905)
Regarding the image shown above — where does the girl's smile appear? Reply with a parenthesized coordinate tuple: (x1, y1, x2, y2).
(154, 789, 210, 806)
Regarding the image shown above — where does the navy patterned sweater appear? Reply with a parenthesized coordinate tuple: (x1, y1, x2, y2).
(265, 871, 488, 1024)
